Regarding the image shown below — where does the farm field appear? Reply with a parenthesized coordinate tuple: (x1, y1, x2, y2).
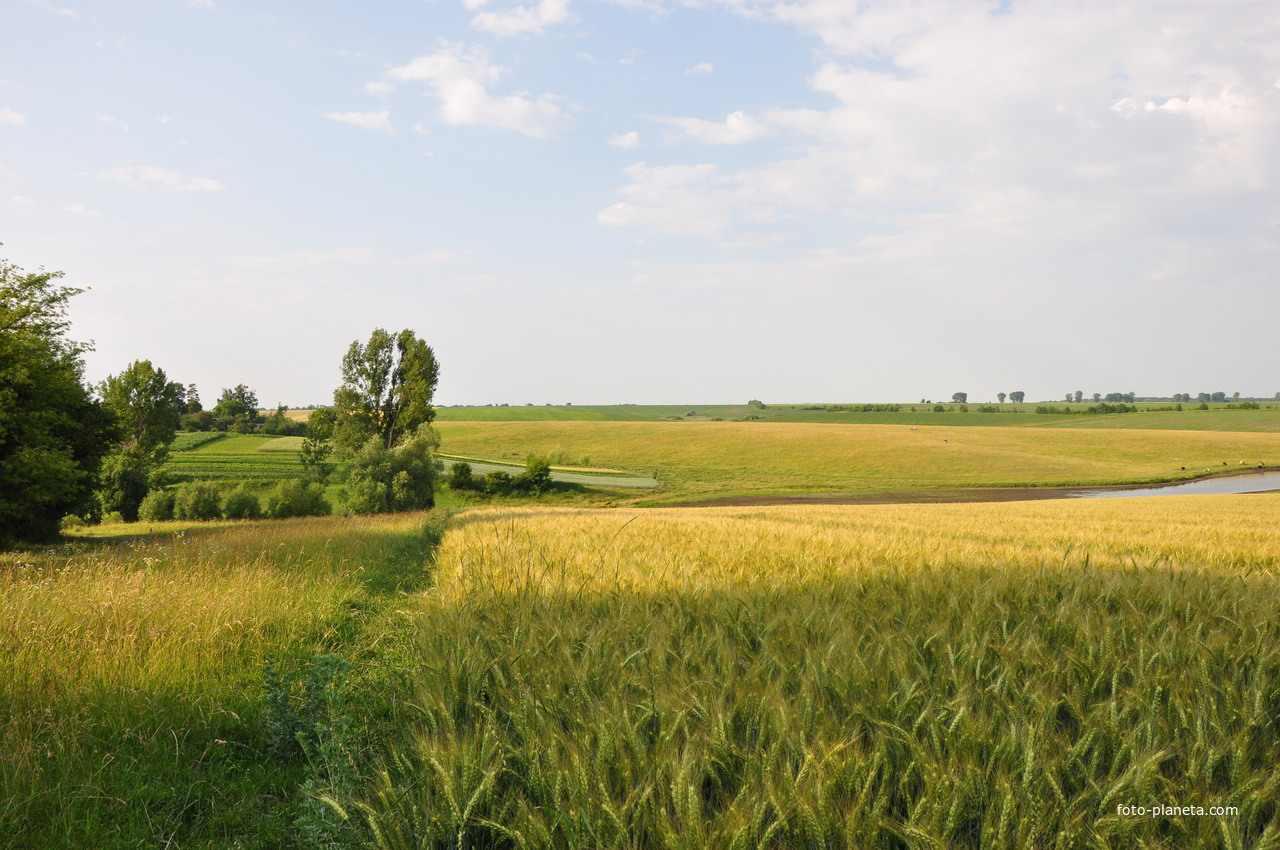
(5, 496, 1280, 846)
(436, 420, 1280, 502)
(164, 433, 307, 482)
(362, 495, 1280, 848)
(436, 403, 1280, 430)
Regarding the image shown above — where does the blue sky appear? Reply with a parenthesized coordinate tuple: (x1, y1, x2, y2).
(2, 0, 1278, 405)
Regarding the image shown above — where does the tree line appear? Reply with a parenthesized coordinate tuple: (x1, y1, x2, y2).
(1, 256, 443, 545)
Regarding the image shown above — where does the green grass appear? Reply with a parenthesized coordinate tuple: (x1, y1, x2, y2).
(436, 420, 1280, 502)
(0, 512, 445, 849)
(170, 431, 228, 451)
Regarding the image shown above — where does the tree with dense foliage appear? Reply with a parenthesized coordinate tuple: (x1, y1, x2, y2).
(334, 328, 439, 450)
(1009, 391, 1025, 404)
(997, 392, 1006, 404)
(951, 392, 967, 404)
(0, 259, 120, 543)
(341, 425, 440, 515)
(299, 407, 337, 480)
(213, 384, 259, 420)
(96, 360, 184, 521)
(98, 360, 183, 464)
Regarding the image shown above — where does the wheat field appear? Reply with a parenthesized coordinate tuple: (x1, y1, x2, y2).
(359, 495, 1280, 849)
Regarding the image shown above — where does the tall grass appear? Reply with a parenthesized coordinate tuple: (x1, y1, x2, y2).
(1, 512, 441, 849)
(358, 497, 1280, 848)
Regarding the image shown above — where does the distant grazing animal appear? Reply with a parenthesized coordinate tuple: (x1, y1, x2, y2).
(1181, 466, 1185, 470)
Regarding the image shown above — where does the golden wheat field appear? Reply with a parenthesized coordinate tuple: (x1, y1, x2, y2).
(351, 494, 1280, 849)
(431, 494, 1280, 598)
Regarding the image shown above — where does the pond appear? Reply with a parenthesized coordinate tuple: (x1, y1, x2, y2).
(1074, 470, 1280, 499)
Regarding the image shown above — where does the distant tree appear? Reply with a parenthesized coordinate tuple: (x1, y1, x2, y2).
(1093, 393, 1102, 402)
(522, 455, 553, 494)
(185, 384, 202, 414)
(1275, 392, 1279, 401)
(334, 328, 439, 451)
(1233, 392, 1240, 402)
(997, 392, 1006, 404)
(1211, 392, 1226, 403)
(299, 408, 336, 481)
(748, 399, 766, 409)
(951, 392, 967, 404)
(1065, 394, 1073, 403)
(1198, 393, 1210, 403)
(1009, 391, 1025, 404)
(447, 461, 475, 490)
(214, 384, 259, 420)
(1074, 391, 1083, 403)
(0, 258, 120, 542)
(262, 404, 306, 437)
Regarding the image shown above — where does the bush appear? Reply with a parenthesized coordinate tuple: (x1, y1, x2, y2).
(97, 452, 151, 523)
(483, 470, 512, 495)
(223, 486, 262, 520)
(174, 482, 222, 521)
(267, 479, 330, 519)
(932, 404, 946, 413)
(138, 488, 175, 522)
(447, 461, 475, 490)
(522, 455, 553, 494)
(342, 426, 440, 516)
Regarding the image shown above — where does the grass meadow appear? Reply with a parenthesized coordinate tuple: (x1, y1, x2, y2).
(0, 513, 444, 849)
(358, 496, 1280, 849)
(436, 421, 1280, 502)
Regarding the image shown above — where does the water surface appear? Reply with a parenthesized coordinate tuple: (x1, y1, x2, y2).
(1074, 470, 1280, 499)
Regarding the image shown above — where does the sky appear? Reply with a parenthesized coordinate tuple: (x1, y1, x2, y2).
(2, 0, 1278, 406)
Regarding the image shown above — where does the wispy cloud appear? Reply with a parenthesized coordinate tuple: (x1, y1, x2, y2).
(383, 43, 574, 137)
(98, 165, 226, 192)
(22, 0, 76, 18)
(659, 111, 770, 144)
(685, 62, 713, 75)
(609, 131, 640, 148)
(325, 110, 394, 133)
(471, 0, 572, 36)
(0, 108, 25, 127)
(94, 111, 129, 132)
(64, 203, 97, 216)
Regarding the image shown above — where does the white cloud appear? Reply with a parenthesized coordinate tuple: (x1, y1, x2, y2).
(94, 111, 129, 132)
(12, 195, 33, 205)
(609, 131, 640, 148)
(659, 111, 770, 144)
(383, 43, 573, 137)
(22, 0, 76, 18)
(325, 110, 394, 133)
(604, 0, 1280, 246)
(685, 62, 714, 75)
(157, 114, 171, 124)
(64, 203, 97, 216)
(598, 162, 738, 238)
(618, 50, 641, 65)
(365, 80, 396, 98)
(98, 165, 226, 192)
(471, 0, 572, 36)
(0, 108, 25, 127)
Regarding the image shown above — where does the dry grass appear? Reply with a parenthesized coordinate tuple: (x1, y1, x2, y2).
(0, 512, 435, 848)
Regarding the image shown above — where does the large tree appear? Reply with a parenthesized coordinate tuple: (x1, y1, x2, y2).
(334, 328, 439, 450)
(96, 360, 183, 521)
(98, 360, 183, 464)
(0, 259, 119, 543)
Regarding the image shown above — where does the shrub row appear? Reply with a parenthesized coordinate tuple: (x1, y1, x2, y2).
(138, 479, 331, 522)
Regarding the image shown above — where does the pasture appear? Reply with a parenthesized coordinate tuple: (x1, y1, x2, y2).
(164, 433, 307, 482)
(436, 420, 1280, 502)
(360, 496, 1280, 848)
